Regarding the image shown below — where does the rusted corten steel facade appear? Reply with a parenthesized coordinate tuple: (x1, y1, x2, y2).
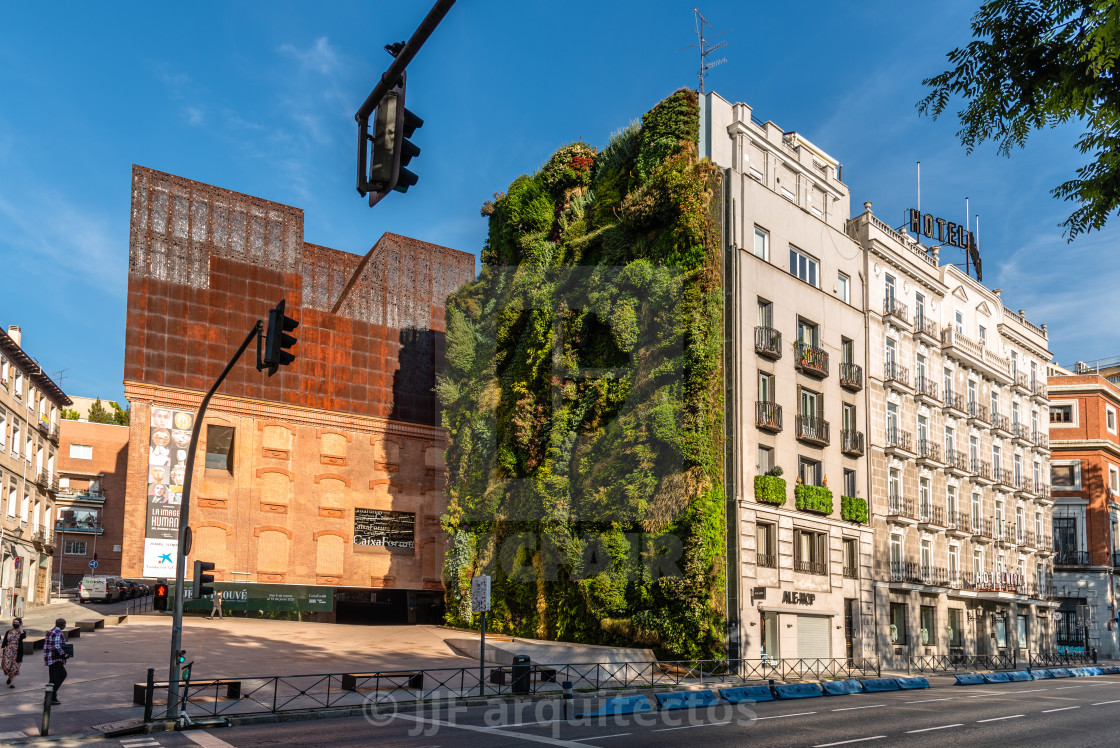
(120, 166, 474, 621)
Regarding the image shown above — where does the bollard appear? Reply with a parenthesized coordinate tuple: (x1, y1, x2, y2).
(562, 680, 574, 720)
(41, 683, 53, 736)
(143, 667, 156, 723)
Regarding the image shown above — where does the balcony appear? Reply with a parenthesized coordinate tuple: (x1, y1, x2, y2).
(945, 449, 971, 476)
(886, 495, 919, 524)
(793, 559, 828, 576)
(841, 429, 865, 457)
(755, 401, 783, 432)
(1033, 431, 1049, 451)
(915, 438, 942, 466)
(795, 343, 829, 378)
(1054, 551, 1091, 567)
(839, 362, 863, 391)
(940, 327, 1012, 382)
(918, 504, 946, 528)
(992, 413, 1013, 437)
(967, 401, 990, 426)
(992, 466, 1016, 491)
(943, 391, 968, 418)
(1011, 422, 1032, 446)
(1012, 371, 1030, 394)
(946, 511, 972, 537)
(54, 520, 103, 535)
(883, 361, 911, 392)
(914, 376, 939, 405)
(34, 471, 48, 489)
(972, 517, 994, 541)
(1031, 380, 1048, 402)
(843, 564, 858, 580)
(884, 427, 915, 457)
(993, 522, 1015, 547)
(757, 553, 777, 569)
(883, 296, 910, 326)
(914, 315, 939, 345)
(971, 458, 994, 484)
(754, 326, 782, 360)
(1016, 478, 1037, 499)
(795, 415, 830, 446)
(49, 423, 60, 445)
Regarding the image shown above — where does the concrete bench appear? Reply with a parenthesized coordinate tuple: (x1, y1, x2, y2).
(341, 671, 423, 692)
(134, 679, 242, 705)
(77, 619, 104, 633)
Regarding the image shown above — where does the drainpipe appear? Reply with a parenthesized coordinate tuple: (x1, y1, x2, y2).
(723, 165, 741, 665)
(858, 209, 874, 666)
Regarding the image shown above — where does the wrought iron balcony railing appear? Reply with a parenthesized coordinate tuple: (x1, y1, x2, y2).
(888, 495, 916, 518)
(795, 343, 829, 378)
(757, 553, 777, 569)
(944, 390, 966, 413)
(992, 413, 1011, 433)
(841, 429, 864, 456)
(839, 362, 863, 390)
(1033, 431, 1049, 449)
(1054, 551, 1091, 567)
(967, 401, 990, 423)
(946, 449, 970, 472)
(755, 401, 782, 432)
(885, 427, 913, 453)
(794, 559, 828, 576)
(914, 316, 939, 340)
(843, 565, 858, 579)
(884, 361, 910, 387)
(917, 438, 940, 462)
(971, 458, 992, 480)
(796, 415, 830, 446)
(947, 510, 971, 532)
(754, 326, 782, 359)
(883, 296, 909, 323)
(914, 376, 939, 401)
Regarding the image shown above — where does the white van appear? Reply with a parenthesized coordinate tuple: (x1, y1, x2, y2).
(78, 576, 121, 603)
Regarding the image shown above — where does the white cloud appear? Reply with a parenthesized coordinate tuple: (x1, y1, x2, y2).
(186, 107, 203, 126)
(278, 37, 341, 76)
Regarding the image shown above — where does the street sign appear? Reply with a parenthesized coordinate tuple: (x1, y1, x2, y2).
(88, 560, 98, 570)
(471, 575, 491, 613)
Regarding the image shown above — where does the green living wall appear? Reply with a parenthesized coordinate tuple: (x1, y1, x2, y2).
(439, 89, 725, 659)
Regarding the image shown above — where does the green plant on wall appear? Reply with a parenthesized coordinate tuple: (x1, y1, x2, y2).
(754, 475, 786, 506)
(841, 495, 868, 524)
(795, 484, 833, 515)
(439, 90, 726, 660)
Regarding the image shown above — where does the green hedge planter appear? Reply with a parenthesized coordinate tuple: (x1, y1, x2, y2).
(841, 495, 868, 524)
(754, 475, 786, 506)
(795, 484, 833, 515)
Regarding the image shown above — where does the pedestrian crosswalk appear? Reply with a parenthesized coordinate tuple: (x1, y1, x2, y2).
(119, 737, 161, 747)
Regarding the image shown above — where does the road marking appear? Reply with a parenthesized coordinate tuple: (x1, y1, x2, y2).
(812, 738, 886, 747)
(754, 711, 817, 720)
(906, 724, 963, 733)
(572, 735, 631, 742)
(653, 721, 730, 732)
(977, 715, 1024, 723)
(392, 713, 589, 747)
(1042, 706, 1081, 713)
(1054, 686, 1082, 690)
(492, 719, 555, 729)
(1092, 700, 1120, 706)
(185, 731, 237, 748)
(832, 704, 885, 711)
(905, 697, 953, 704)
(1009, 688, 1047, 693)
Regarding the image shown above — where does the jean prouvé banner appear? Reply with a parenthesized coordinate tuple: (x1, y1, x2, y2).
(143, 406, 194, 577)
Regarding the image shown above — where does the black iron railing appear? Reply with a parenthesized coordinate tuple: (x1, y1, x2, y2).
(947, 510, 970, 532)
(794, 559, 828, 576)
(946, 449, 970, 472)
(839, 362, 863, 390)
(754, 326, 782, 359)
(1054, 551, 1091, 567)
(884, 361, 910, 387)
(841, 429, 864, 455)
(795, 343, 829, 377)
(914, 376, 939, 401)
(796, 415, 830, 445)
(917, 438, 940, 462)
(885, 427, 912, 452)
(888, 495, 916, 518)
(968, 401, 990, 423)
(944, 391, 966, 413)
(757, 553, 776, 569)
(992, 413, 1011, 433)
(914, 316, 939, 339)
(884, 296, 909, 323)
(755, 401, 782, 431)
(971, 458, 992, 480)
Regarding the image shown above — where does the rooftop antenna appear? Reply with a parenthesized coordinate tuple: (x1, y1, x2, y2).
(52, 368, 68, 388)
(680, 8, 729, 94)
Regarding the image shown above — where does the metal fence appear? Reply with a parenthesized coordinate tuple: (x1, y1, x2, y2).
(149, 657, 881, 720)
(909, 651, 1092, 673)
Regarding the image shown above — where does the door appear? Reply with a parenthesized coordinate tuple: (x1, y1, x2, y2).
(844, 599, 856, 662)
(797, 615, 832, 661)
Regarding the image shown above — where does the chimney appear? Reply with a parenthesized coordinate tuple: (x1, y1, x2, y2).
(6, 325, 20, 347)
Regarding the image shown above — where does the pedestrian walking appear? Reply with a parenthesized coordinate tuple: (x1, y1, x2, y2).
(43, 618, 68, 705)
(2, 618, 25, 687)
(209, 592, 222, 620)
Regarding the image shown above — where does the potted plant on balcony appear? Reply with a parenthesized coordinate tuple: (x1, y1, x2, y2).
(795, 483, 834, 514)
(754, 467, 786, 506)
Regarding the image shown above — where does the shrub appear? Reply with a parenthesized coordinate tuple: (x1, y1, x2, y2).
(841, 496, 868, 524)
(754, 475, 786, 506)
(795, 484, 833, 514)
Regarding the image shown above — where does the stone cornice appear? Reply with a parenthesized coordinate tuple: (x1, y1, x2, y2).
(1047, 381, 1120, 406)
(123, 380, 446, 444)
(1050, 438, 1120, 460)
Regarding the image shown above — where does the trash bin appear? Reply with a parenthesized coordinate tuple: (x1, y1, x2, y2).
(511, 654, 532, 695)
(1092, 647, 1099, 664)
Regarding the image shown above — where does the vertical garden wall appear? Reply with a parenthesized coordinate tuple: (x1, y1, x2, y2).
(438, 89, 726, 659)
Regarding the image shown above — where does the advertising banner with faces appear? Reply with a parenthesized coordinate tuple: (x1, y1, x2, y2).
(143, 406, 194, 576)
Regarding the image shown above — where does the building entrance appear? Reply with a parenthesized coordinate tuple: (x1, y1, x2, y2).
(334, 589, 445, 625)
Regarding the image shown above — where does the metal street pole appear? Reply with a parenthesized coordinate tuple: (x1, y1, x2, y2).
(167, 321, 262, 719)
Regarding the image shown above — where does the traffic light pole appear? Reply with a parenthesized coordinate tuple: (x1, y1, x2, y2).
(167, 321, 262, 720)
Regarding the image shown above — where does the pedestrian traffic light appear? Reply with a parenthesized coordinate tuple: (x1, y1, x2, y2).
(262, 300, 298, 376)
(192, 560, 215, 599)
(357, 72, 424, 208)
(154, 580, 169, 611)
(177, 649, 186, 665)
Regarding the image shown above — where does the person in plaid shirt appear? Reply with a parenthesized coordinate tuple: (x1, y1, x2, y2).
(43, 618, 68, 705)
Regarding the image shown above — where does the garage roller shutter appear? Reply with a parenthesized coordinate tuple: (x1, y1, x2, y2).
(797, 615, 831, 660)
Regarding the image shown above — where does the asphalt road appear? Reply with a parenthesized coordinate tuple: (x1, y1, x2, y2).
(70, 674, 1120, 748)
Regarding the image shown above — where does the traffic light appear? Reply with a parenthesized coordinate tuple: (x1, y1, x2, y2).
(177, 649, 186, 665)
(154, 580, 169, 611)
(192, 560, 215, 599)
(262, 300, 298, 376)
(358, 71, 424, 208)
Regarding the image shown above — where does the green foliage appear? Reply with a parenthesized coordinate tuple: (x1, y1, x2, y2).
(60, 408, 80, 421)
(795, 485, 834, 515)
(918, 0, 1120, 239)
(441, 89, 725, 659)
(110, 401, 130, 426)
(841, 495, 869, 524)
(87, 398, 112, 424)
(753, 475, 787, 506)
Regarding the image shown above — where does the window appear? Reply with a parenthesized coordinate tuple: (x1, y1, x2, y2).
(799, 386, 821, 419)
(967, 380, 977, 407)
(6, 483, 14, 517)
(1108, 407, 1117, 435)
(885, 337, 897, 367)
(944, 367, 953, 399)
(920, 604, 935, 645)
(1110, 464, 1119, 494)
(13, 370, 23, 398)
(69, 444, 92, 460)
(758, 445, 773, 474)
(916, 353, 927, 382)
(0, 356, 7, 385)
(949, 544, 959, 579)
(794, 528, 827, 575)
(969, 435, 979, 462)
(949, 608, 963, 646)
(20, 492, 28, 523)
(944, 425, 955, 455)
(978, 325, 987, 346)
(1012, 401, 1020, 427)
(757, 298, 773, 328)
(1050, 405, 1073, 423)
(1053, 517, 1077, 555)
(753, 227, 770, 260)
(887, 402, 899, 435)
(972, 492, 982, 526)
(919, 477, 931, 517)
(915, 293, 926, 326)
(843, 537, 858, 578)
(205, 425, 235, 472)
(0, 410, 5, 450)
(842, 402, 856, 431)
(890, 602, 908, 644)
(973, 548, 982, 576)
(799, 457, 822, 486)
(837, 273, 850, 303)
(10, 421, 19, 457)
(757, 522, 776, 568)
(1051, 461, 1080, 489)
(1030, 361, 1038, 387)
(955, 310, 964, 335)
(885, 274, 896, 304)
(917, 414, 929, 449)
(947, 485, 958, 518)
(990, 390, 999, 418)
(1035, 511, 1042, 541)
(1011, 350, 1018, 376)
(797, 318, 819, 346)
(759, 372, 774, 403)
(1014, 454, 1022, 483)
(843, 468, 856, 497)
(921, 537, 932, 576)
(1016, 506, 1025, 540)
(789, 246, 818, 287)
(841, 338, 854, 365)
(889, 468, 902, 502)
(64, 540, 87, 556)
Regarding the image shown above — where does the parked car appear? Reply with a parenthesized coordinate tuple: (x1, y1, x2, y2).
(116, 581, 131, 600)
(123, 580, 140, 599)
(137, 583, 150, 597)
(78, 576, 121, 603)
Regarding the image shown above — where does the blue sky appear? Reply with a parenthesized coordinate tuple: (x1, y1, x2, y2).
(1, 1, 1116, 406)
